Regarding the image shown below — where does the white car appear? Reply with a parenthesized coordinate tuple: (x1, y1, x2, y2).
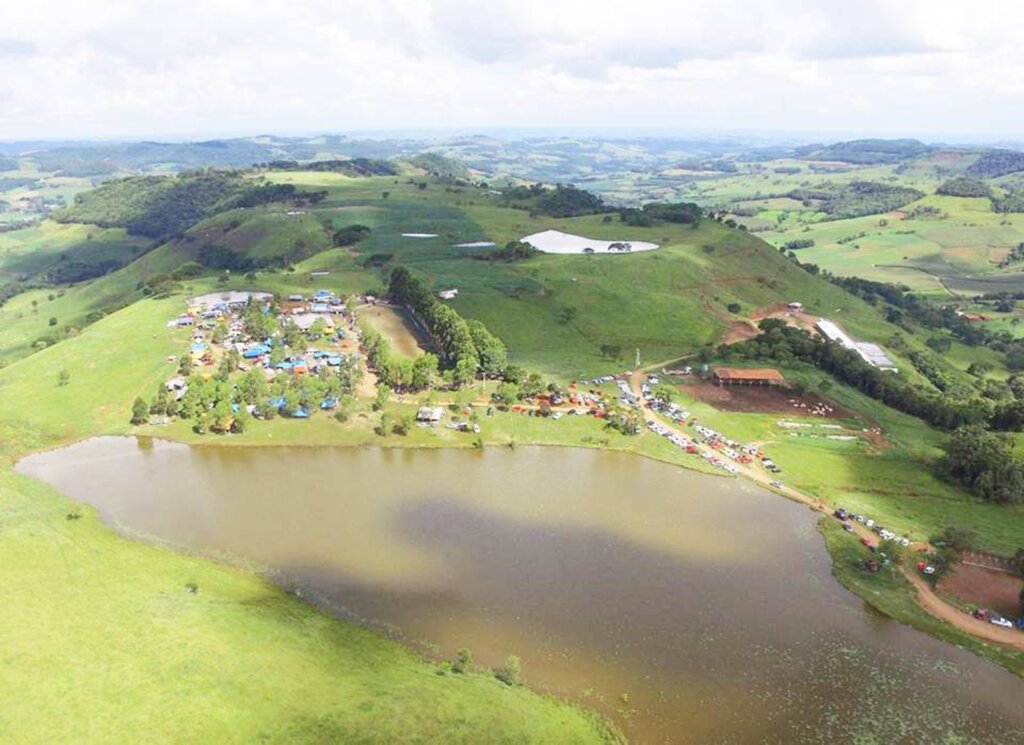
(865, 519, 875, 528)
(922, 566, 936, 575)
(770, 480, 783, 489)
(900, 538, 911, 547)
(990, 616, 1014, 629)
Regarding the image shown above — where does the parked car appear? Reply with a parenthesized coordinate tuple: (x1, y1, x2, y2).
(860, 537, 875, 549)
(769, 480, 783, 489)
(990, 616, 1014, 629)
(842, 523, 854, 533)
(865, 519, 874, 528)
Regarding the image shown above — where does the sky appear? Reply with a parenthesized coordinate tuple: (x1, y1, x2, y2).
(1, 0, 1022, 142)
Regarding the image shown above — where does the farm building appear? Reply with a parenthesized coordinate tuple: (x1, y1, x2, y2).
(712, 367, 786, 386)
(787, 301, 803, 311)
(438, 289, 459, 300)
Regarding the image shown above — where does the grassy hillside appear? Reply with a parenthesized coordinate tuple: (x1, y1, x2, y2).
(0, 299, 614, 743)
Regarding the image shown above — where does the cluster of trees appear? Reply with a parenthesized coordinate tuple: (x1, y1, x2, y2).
(936, 176, 991, 198)
(388, 267, 508, 384)
(727, 320, 989, 430)
(502, 183, 607, 218)
(940, 427, 1024, 504)
(231, 183, 326, 209)
(620, 201, 702, 227)
(332, 224, 371, 247)
(787, 181, 924, 219)
(782, 238, 815, 250)
(473, 241, 538, 262)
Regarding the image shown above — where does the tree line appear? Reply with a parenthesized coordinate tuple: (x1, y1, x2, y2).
(388, 266, 508, 384)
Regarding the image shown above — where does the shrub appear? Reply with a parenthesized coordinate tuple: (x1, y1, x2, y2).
(493, 655, 522, 686)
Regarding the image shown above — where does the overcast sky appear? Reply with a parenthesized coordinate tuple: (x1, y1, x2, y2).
(1, 0, 1021, 142)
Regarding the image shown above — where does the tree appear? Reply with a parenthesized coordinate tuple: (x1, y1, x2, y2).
(130, 397, 150, 425)
(149, 383, 169, 415)
(493, 381, 520, 405)
(48, 316, 58, 326)
(57, 369, 70, 387)
(931, 525, 978, 552)
(410, 353, 438, 391)
(453, 354, 478, 387)
(375, 410, 392, 436)
(231, 408, 251, 434)
(308, 317, 327, 340)
(333, 394, 355, 422)
(373, 384, 390, 411)
(652, 384, 676, 403)
(178, 354, 193, 376)
(239, 368, 268, 405)
(494, 655, 522, 686)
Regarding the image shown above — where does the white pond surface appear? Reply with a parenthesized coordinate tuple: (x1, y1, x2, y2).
(401, 233, 438, 238)
(521, 229, 659, 254)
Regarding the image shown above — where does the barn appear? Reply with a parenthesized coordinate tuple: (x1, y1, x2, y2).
(712, 367, 786, 387)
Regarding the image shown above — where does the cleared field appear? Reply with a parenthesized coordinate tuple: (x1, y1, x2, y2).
(357, 304, 426, 358)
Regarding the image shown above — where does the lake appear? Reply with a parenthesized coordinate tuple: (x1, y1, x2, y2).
(17, 437, 1024, 743)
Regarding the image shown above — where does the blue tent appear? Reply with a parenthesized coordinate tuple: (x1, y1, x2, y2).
(190, 342, 206, 353)
(275, 360, 293, 370)
(320, 397, 338, 410)
(270, 396, 286, 409)
(327, 356, 342, 366)
(292, 407, 310, 419)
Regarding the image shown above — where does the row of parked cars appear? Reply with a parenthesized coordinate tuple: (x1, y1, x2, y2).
(969, 607, 1024, 630)
(833, 508, 913, 549)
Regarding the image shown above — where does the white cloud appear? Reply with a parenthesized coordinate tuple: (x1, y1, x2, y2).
(0, 0, 1021, 140)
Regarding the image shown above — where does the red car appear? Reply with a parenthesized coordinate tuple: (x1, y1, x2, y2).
(860, 537, 875, 549)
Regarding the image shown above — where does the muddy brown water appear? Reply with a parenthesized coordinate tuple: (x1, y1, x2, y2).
(17, 438, 1024, 743)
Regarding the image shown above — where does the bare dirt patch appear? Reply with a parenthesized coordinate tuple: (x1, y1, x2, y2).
(723, 320, 760, 344)
(937, 564, 1023, 619)
(682, 381, 856, 419)
(357, 305, 427, 358)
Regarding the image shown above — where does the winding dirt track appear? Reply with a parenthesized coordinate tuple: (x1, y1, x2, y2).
(627, 369, 1024, 652)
